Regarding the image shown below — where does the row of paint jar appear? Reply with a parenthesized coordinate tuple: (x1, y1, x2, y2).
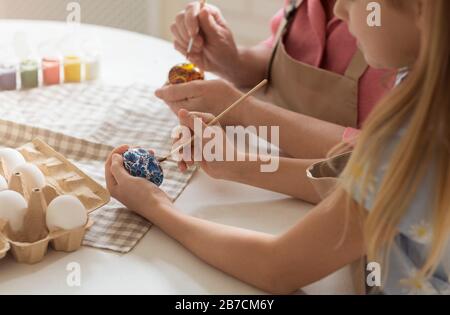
(0, 55, 100, 91)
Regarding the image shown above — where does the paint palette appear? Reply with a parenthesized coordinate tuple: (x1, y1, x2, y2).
(0, 138, 110, 264)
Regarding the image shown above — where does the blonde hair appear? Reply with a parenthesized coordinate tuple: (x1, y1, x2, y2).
(341, 0, 450, 284)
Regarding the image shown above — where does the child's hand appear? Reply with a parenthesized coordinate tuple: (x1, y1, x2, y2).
(155, 80, 246, 126)
(173, 109, 243, 180)
(105, 145, 173, 221)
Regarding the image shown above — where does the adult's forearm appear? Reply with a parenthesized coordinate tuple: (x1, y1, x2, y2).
(234, 97, 345, 158)
(225, 44, 272, 88)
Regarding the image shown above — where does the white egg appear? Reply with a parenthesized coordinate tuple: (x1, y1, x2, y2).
(0, 148, 26, 179)
(46, 195, 87, 231)
(0, 190, 28, 232)
(0, 175, 7, 191)
(12, 163, 46, 194)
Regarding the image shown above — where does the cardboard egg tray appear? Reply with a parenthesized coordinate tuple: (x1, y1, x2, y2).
(0, 233, 9, 260)
(0, 138, 110, 264)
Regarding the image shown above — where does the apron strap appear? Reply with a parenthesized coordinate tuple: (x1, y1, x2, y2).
(344, 49, 369, 81)
(266, 0, 304, 83)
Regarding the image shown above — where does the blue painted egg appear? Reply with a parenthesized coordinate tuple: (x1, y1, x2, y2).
(123, 148, 164, 186)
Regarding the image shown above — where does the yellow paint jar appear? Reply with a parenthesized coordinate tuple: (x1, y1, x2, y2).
(64, 56, 81, 83)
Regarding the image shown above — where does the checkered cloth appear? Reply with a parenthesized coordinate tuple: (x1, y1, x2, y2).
(0, 83, 195, 253)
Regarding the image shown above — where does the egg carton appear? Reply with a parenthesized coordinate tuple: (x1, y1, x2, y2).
(0, 138, 110, 264)
(0, 233, 9, 260)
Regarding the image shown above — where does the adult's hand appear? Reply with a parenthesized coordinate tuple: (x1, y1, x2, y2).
(171, 2, 240, 81)
(155, 80, 247, 126)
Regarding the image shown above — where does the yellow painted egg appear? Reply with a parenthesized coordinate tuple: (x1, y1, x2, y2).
(168, 63, 204, 85)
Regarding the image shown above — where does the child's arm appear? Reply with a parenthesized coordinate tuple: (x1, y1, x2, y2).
(176, 109, 324, 204)
(210, 156, 323, 204)
(156, 81, 346, 159)
(153, 192, 364, 294)
(106, 154, 364, 294)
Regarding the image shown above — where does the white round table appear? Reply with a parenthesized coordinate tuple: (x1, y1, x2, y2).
(0, 20, 355, 295)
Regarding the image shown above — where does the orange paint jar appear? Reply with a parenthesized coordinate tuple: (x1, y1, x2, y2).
(42, 58, 61, 86)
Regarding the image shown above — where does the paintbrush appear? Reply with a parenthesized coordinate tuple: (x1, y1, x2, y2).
(186, 0, 206, 56)
(158, 79, 268, 163)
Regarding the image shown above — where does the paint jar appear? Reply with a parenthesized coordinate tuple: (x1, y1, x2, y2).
(0, 64, 17, 91)
(42, 57, 61, 86)
(85, 54, 100, 81)
(20, 59, 39, 89)
(64, 56, 81, 83)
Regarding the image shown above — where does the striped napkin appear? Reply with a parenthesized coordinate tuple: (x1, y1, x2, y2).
(0, 83, 195, 253)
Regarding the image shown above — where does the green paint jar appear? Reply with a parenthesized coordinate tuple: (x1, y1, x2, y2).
(20, 59, 39, 89)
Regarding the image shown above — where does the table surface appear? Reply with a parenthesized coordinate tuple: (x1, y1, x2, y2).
(0, 20, 354, 295)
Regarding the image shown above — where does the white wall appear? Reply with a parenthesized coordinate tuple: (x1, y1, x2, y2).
(0, 0, 159, 35)
(0, 0, 284, 45)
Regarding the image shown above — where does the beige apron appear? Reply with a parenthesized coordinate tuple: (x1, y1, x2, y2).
(264, 0, 368, 294)
(265, 0, 368, 128)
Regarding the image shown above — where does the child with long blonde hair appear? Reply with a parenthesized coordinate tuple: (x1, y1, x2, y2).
(105, 0, 449, 294)
(340, 0, 450, 293)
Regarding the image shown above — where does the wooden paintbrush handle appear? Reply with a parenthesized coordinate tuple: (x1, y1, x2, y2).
(159, 79, 268, 163)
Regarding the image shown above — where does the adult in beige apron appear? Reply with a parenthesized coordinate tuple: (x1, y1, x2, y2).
(265, 0, 368, 129)
(266, 0, 365, 203)
(265, 0, 369, 294)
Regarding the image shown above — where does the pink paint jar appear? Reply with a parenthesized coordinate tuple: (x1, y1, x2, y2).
(42, 57, 61, 86)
